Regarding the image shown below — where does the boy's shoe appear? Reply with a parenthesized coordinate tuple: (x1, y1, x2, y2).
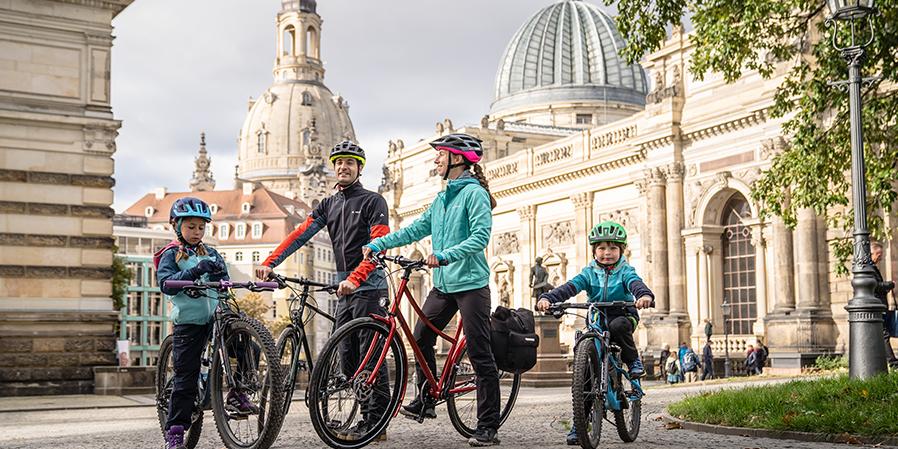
(628, 358, 645, 379)
(226, 389, 260, 416)
(468, 427, 500, 447)
(340, 421, 387, 442)
(399, 399, 436, 421)
(165, 425, 186, 449)
(566, 427, 579, 445)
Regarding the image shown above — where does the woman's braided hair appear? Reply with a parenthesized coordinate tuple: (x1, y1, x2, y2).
(470, 164, 497, 210)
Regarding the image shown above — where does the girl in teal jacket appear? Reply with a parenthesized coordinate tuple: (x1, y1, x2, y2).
(363, 133, 502, 447)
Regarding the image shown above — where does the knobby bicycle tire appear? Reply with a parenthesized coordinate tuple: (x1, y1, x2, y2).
(210, 316, 286, 449)
(445, 346, 522, 438)
(612, 364, 641, 442)
(276, 325, 302, 416)
(156, 335, 204, 449)
(572, 338, 603, 449)
(307, 317, 407, 449)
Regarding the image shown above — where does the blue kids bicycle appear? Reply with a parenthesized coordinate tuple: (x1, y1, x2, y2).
(548, 301, 644, 449)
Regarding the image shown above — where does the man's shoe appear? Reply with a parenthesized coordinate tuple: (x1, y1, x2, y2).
(398, 399, 436, 421)
(165, 425, 186, 449)
(628, 358, 645, 379)
(226, 389, 260, 416)
(340, 421, 387, 442)
(468, 427, 500, 447)
(566, 427, 579, 445)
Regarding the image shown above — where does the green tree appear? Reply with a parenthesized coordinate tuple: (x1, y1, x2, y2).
(233, 291, 271, 322)
(609, 0, 898, 272)
(111, 251, 131, 311)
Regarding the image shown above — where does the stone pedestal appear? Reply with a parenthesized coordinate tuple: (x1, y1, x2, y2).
(93, 366, 155, 395)
(640, 313, 690, 351)
(520, 315, 571, 387)
(765, 310, 839, 375)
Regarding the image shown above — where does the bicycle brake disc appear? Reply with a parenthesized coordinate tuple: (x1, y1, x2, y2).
(352, 370, 374, 401)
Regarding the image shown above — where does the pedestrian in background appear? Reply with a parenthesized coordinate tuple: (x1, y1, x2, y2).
(701, 340, 714, 380)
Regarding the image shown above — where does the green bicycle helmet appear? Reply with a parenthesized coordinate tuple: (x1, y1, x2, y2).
(588, 220, 628, 246)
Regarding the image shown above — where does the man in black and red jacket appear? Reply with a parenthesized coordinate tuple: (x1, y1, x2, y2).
(256, 140, 390, 440)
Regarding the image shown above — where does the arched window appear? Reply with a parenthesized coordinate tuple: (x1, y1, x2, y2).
(235, 251, 243, 262)
(252, 251, 260, 263)
(306, 26, 319, 59)
(257, 127, 268, 154)
(721, 193, 756, 335)
(283, 25, 295, 56)
(301, 91, 313, 106)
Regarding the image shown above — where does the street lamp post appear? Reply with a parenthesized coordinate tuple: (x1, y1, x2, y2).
(826, 0, 887, 379)
(721, 299, 732, 378)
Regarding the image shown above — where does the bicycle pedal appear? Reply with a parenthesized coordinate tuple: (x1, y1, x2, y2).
(227, 411, 250, 421)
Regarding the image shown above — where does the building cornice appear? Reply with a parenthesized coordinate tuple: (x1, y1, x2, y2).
(51, 0, 134, 16)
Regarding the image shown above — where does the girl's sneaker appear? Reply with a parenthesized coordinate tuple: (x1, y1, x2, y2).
(226, 389, 260, 416)
(566, 427, 579, 445)
(165, 425, 186, 449)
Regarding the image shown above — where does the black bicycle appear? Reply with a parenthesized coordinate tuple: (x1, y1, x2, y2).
(547, 301, 644, 449)
(269, 273, 338, 416)
(156, 280, 286, 449)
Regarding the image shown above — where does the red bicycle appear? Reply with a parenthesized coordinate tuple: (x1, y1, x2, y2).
(307, 255, 522, 449)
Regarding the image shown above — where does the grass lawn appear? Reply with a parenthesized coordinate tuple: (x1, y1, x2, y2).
(667, 371, 898, 437)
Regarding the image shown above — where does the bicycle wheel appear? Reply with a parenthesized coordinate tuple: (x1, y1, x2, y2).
(156, 335, 203, 449)
(308, 317, 407, 449)
(210, 316, 285, 449)
(276, 325, 301, 415)
(572, 338, 603, 449)
(612, 366, 641, 442)
(445, 346, 522, 438)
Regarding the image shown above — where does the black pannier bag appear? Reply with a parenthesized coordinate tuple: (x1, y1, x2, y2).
(490, 306, 540, 373)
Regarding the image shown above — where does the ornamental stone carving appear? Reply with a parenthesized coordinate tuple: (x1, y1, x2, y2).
(570, 192, 593, 210)
(517, 205, 536, 220)
(664, 161, 685, 182)
(493, 231, 520, 256)
(644, 167, 666, 186)
(535, 144, 573, 167)
(599, 208, 637, 232)
(542, 220, 574, 248)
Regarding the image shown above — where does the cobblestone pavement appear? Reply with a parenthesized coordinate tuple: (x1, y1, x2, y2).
(1, 379, 893, 449)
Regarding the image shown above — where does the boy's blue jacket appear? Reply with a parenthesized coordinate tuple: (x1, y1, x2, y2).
(539, 257, 654, 320)
(366, 172, 491, 294)
(155, 244, 229, 325)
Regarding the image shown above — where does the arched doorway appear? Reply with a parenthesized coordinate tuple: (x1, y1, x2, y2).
(721, 193, 757, 335)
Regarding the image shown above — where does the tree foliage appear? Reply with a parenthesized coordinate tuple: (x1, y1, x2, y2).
(111, 249, 131, 311)
(233, 291, 271, 322)
(608, 0, 898, 272)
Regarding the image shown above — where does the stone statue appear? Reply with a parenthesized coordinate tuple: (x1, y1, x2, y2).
(530, 257, 554, 299)
(481, 115, 490, 128)
(499, 280, 511, 308)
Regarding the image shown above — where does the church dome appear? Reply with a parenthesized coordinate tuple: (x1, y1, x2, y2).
(490, 0, 648, 121)
(237, 81, 354, 180)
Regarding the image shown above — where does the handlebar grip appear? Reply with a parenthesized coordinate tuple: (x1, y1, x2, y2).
(254, 282, 280, 290)
(163, 280, 197, 289)
(438, 258, 449, 266)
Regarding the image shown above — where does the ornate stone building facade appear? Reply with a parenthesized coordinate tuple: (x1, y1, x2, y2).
(0, 0, 134, 395)
(380, 0, 897, 373)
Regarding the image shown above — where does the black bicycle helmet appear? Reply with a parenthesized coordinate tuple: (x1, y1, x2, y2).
(329, 140, 366, 166)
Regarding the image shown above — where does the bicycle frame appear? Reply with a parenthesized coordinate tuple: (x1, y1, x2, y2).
(279, 277, 337, 383)
(580, 305, 642, 412)
(351, 258, 475, 411)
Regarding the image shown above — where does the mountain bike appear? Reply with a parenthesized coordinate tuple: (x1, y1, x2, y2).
(307, 254, 522, 449)
(155, 279, 285, 449)
(547, 301, 644, 449)
(268, 273, 338, 415)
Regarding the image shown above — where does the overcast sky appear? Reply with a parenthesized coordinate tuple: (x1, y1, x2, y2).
(110, 0, 615, 211)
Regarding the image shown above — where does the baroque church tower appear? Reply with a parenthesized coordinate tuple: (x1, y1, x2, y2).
(189, 132, 215, 192)
(236, 0, 355, 206)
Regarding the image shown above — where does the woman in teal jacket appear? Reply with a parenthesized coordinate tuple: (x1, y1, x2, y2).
(363, 133, 501, 447)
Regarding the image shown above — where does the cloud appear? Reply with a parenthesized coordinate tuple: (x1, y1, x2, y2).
(111, 0, 611, 210)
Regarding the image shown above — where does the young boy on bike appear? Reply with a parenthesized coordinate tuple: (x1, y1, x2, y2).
(535, 220, 654, 446)
(155, 197, 254, 449)
(255, 141, 392, 441)
(362, 133, 503, 447)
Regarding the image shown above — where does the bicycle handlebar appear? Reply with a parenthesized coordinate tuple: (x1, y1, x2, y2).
(163, 280, 280, 292)
(268, 273, 338, 294)
(545, 301, 636, 319)
(372, 254, 449, 269)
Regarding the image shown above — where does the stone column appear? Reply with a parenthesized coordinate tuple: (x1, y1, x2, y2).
(770, 216, 796, 313)
(517, 206, 537, 309)
(795, 208, 820, 310)
(751, 225, 769, 335)
(570, 192, 594, 268)
(698, 244, 713, 331)
(646, 168, 669, 312)
(664, 162, 687, 316)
